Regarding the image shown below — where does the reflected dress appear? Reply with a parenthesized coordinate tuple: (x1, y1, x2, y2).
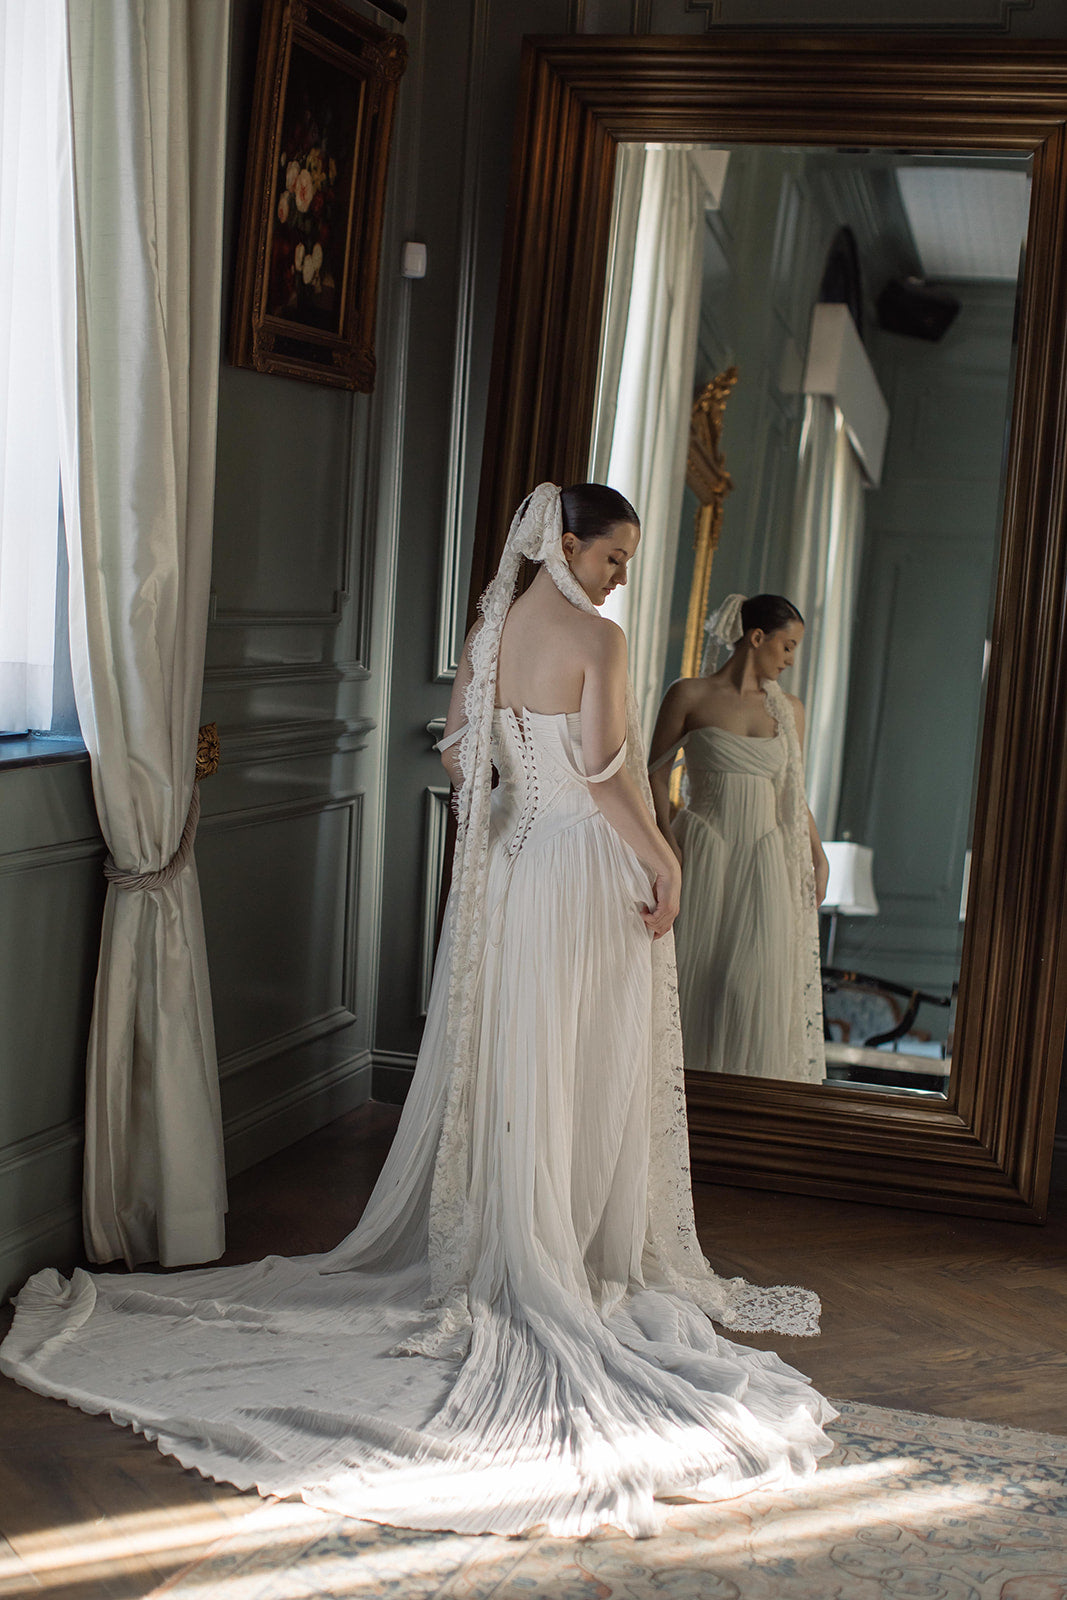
(672, 686, 825, 1084)
(1, 706, 833, 1538)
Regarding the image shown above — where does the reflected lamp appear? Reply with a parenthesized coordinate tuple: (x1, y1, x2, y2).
(821, 841, 879, 966)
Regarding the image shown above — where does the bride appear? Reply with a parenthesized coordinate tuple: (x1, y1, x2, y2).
(648, 593, 828, 1083)
(0, 486, 834, 1538)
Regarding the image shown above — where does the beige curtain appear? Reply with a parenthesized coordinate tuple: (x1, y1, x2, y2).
(591, 145, 705, 742)
(57, 0, 232, 1266)
(786, 395, 865, 839)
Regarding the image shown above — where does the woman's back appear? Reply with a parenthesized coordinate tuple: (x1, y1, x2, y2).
(495, 580, 606, 715)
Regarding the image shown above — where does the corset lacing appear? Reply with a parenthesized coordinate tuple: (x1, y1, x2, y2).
(502, 708, 541, 857)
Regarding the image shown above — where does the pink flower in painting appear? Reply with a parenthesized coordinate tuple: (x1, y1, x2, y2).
(277, 191, 290, 224)
(285, 159, 300, 193)
(294, 169, 314, 213)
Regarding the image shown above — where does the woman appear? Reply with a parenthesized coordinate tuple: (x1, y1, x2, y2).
(649, 593, 828, 1084)
(1, 491, 833, 1539)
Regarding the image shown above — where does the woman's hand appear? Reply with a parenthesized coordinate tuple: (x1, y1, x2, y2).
(642, 860, 681, 939)
(814, 851, 829, 908)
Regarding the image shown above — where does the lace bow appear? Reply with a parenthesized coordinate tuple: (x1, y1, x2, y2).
(701, 592, 747, 675)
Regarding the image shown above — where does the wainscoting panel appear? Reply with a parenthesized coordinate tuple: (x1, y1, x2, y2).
(0, 758, 103, 1297)
(197, 793, 364, 1072)
(0, 847, 103, 1147)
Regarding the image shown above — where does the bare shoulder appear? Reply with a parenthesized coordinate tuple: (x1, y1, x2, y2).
(786, 691, 806, 731)
(576, 610, 627, 665)
(666, 675, 705, 704)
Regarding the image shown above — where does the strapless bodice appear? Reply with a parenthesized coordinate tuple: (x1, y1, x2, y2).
(491, 707, 607, 856)
(681, 725, 786, 845)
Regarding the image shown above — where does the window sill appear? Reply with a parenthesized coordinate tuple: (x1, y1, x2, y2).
(0, 733, 88, 771)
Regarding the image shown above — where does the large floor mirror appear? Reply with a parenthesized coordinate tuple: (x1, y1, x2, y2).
(469, 36, 1067, 1221)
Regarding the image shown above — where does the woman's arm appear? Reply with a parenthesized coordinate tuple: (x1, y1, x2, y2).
(581, 622, 682, 938)
(438, 622, 480, 788)
(647, 681, 692, 864)
(790, 696, 829, 905)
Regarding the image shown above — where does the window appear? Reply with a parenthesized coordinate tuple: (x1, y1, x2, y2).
(0, 0, 76, 741)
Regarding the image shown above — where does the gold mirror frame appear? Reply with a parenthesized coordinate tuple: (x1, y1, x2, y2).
(469, 33, 1067, 1222)
(682, 369, 738, 681)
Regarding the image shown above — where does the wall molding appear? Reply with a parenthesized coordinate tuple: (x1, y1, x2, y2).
(0, 1201, 82, 1301)
(0, 836, 104, 876)
(419, 787, 451, 1015)
(208, 589, 350, 628)
(347, 395, 378, 675)
(686, 0, 1034, 29)
(371, 1050, 417, 1105)
(201, 790, 364, 1077)
(197, 788, 365, 833)
(357, 0, 425, 1064)
(218, 1007, 360, 1083)
(434, 0, 490, 682)
(224, 1051, 373, 1177)
(203, 662, 371, 690)
(214, 715, 376, 767)
(0, 1118, 83, 1179)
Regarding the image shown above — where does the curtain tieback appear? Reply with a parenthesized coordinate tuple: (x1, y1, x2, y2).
(103, 723, 220, 893)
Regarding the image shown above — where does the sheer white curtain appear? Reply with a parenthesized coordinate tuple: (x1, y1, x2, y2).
(0, 0, 70, 733)
(58, 0, 232, 1266)
(786, 395, 865, 839)
(591, 145, 704, 741)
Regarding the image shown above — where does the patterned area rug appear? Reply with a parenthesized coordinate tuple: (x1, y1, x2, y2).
(150, 1402, 1067, 1599)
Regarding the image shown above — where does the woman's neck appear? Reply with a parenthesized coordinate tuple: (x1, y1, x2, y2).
(718, 646, 765, 695)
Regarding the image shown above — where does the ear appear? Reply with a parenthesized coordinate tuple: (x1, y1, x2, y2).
(750, 628, 766, 648)
(561, 530, 580, 561)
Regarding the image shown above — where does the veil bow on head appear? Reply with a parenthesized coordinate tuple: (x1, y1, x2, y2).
(700, 592, 747, 675)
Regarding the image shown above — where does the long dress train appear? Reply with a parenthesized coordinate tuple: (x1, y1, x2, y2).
(1, 707, 834, 1537)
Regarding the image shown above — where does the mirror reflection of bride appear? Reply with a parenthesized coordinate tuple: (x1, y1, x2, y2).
(649, 594, 828, 1084)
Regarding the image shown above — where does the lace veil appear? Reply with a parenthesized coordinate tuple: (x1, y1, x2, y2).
(426, 490, 821, 1339)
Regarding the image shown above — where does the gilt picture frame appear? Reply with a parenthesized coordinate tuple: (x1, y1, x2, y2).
(229, 0, 405, 392)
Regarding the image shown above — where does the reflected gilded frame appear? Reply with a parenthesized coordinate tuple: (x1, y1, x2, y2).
(468, 33, 1067, 1223)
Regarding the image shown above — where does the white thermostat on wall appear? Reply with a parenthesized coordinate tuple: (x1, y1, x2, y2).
(401, 241, 427, 278)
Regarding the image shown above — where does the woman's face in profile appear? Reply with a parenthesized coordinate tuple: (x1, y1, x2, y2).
(564, 522, 641, 607)
(753, 620, 803, 679)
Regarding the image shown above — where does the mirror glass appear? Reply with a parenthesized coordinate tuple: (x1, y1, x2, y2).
(590, 142, 1030, 1098)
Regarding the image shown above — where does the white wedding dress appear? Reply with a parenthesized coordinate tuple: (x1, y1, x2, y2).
(1, 700, 834, 1537)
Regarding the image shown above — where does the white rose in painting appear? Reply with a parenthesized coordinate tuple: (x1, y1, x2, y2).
(302, 252, 316, 285)
(277, 192, 290, 224)
(294, 169, 314, 213)
(295, 242, 305, 270)
(311, 242, 323, 272)
(286, 160, 300, 193)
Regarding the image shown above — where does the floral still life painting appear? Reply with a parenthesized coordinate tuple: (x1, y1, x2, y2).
(230, 0, 405, 391)
(268, 45, 357, 335)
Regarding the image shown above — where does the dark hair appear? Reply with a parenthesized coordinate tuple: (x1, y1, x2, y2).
(741, 594, 804, 635)
(560, 482, 640, 543)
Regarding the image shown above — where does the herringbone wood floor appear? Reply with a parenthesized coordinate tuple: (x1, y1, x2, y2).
(1, 1101, 1065, 1599)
